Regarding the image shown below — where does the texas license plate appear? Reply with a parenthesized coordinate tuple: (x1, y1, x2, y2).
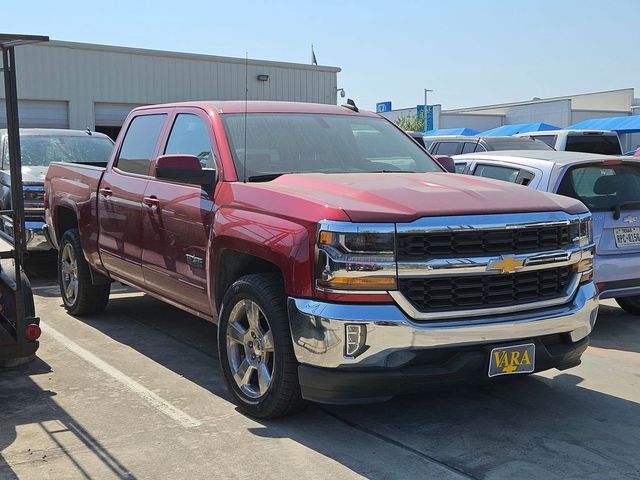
(614, 227, 640, 248)
(488, 343, 535, 377)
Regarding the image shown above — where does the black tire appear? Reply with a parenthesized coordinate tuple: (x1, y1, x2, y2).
(58, 228, 110, 315)
(0, 260, 37, 368)
(218, 273, 304, 419)
(615, 296, 640, 316)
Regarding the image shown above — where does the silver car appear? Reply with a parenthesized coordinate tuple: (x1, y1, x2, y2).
(453, 150, 640, 315)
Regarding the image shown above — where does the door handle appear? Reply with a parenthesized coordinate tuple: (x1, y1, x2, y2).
(143, 195, 160, 208)
(99, 187, 112, 197)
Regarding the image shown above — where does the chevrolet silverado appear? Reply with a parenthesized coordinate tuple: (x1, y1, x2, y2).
(44, 101, 598, 418)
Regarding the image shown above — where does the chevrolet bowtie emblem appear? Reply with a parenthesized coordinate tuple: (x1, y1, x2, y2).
(623, 215, 638, 224)
(487, 256, 525, 274)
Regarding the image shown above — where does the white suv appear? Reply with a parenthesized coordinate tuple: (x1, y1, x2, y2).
(516, 130, 622, 155)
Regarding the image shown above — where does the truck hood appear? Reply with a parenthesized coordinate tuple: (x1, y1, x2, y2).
(21, 165, 48, 184)
(250, 172, 587, 222)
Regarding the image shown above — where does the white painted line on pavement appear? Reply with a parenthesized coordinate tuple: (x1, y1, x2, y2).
(43, 322, 202, 428)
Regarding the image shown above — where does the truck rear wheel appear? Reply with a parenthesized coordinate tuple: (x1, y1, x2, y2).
(616, 296, 640, 316)
(58, 229, 110, 316)
(218, 273, 304, 418)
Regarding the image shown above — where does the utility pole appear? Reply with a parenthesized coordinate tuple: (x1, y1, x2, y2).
(424, 88, 434, 133)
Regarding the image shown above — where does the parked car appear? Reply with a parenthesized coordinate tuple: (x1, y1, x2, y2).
(0, 129, 113, 250)
(45, 101, 597, 418)
(453, 150, 640, 314)
(516, 130, 623, 155)
(425, 135, 553, 163)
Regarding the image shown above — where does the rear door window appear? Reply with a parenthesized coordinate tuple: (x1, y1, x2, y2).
(565, 135, 622, 155)
(473, 164, 521, 183)
(455, 162, 467, 173)
(557, 163, 640, 211)
(117, 114, 167, 175)
(433, 142, 461, 155)
(461, 142, 477, 154)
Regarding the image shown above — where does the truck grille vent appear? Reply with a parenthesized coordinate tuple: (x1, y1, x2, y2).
(398, 266, 572, 314)
(397, 226, 572, 260)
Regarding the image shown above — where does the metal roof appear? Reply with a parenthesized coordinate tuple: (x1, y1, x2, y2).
(479, 123, 560, 136)
(567, 115, 640, 133)
(0, 33, 48, 48)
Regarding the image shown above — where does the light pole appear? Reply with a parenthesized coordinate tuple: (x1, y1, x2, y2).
(424, 88, 434, 133)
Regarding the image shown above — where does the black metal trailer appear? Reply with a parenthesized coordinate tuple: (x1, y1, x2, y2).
(0, 34, 48, 367)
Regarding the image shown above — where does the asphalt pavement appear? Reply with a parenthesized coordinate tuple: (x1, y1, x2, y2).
(1, 257, 639, 479)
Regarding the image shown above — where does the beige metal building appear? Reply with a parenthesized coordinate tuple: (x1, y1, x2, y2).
(0, 40, 341, 138)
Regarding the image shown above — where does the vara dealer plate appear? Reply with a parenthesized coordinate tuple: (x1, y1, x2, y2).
(488, 343, 535, 377)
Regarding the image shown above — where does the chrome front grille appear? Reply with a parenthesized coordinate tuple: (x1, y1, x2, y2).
(398, 266, 572, 312)
(391, 212, 593, 322)
(396, 225, 573, 260)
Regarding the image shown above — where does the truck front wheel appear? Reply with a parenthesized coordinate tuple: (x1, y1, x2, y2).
(616, 296, 640, 316)
(58, 229, 110, 316)
(218, 273, 304, 418)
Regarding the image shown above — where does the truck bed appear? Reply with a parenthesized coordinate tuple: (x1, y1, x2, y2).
(45, 162, 106, 251)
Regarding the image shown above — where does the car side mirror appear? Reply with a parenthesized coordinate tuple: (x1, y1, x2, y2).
(155, 154, 216, 187)
(433, 155, 456, 173)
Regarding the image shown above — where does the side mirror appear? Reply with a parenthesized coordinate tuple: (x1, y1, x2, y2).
(155, 154, 216, 187)
(433, 155, 456, 173)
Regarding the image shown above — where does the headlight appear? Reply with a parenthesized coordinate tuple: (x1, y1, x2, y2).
(316, 223, 396, 291)
(573, 215, 593, 247)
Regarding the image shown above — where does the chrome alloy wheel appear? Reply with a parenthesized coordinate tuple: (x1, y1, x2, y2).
(226, 299, 275, 399)
(60, 243, 79, 304)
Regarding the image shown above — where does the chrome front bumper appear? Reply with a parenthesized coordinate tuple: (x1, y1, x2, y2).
(288, 281, 599, 369)
(1, 216, 53, 251)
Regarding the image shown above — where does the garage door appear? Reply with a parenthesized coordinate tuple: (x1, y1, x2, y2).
(0, 99, 69, 128)
(94, 103, 142, 127)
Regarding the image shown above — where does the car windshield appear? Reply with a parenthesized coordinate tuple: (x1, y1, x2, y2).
(221, 113, 442, 180)
(4, 135, 114, 167)
(486, 139, 553, 151)
(565, 135, 621, 155)
(557, 162, 640, 211)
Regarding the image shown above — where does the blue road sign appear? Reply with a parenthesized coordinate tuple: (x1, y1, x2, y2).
(416, 105, 434, 132)
(376, 101, 392, 113)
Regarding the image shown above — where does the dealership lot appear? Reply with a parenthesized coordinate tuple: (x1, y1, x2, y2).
(1, 262, 638, 480)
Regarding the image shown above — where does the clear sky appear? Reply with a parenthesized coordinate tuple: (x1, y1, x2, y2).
(3, 0, 639, 110)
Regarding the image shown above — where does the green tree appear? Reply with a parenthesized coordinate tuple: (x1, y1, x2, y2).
(394, 111, 425, 132)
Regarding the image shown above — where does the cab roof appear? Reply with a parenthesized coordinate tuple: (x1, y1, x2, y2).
(133, 101, 379, 117)
(454, 150, 636, 167)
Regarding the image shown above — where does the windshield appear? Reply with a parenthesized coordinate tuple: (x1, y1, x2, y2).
(4, 135, 114, 168)
(486, 139, 553, 151)
(221, 113, 442, 180)
(557, 163, 640, 211)
(565, 135, 621, 155)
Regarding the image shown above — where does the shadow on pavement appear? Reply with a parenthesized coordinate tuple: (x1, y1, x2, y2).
(249, 373, 640, 479)
(589, 304, 640, 354)
(0, 358, 136, 479)
(64, 291, 640, 480)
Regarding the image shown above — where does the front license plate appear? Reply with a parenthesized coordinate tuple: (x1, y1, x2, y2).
(488, 343, 535, 377)
(614, 227, 640, 248)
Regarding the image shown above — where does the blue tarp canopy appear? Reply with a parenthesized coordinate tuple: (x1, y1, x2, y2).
(423, 128, 479, 136)
(567, 116, 640, 134)
(478, 122, 560, 136)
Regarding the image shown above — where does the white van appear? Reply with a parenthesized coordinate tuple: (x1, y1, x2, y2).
(516, 130, 622, 155)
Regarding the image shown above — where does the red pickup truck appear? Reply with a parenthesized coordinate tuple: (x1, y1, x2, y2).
(45, 101, 598, 418)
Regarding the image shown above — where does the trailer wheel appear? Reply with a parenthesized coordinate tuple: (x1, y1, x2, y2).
(616, 296, 640, 316)
(218, 273, 304, 418)
(0, 260, 37, 367)
(58, 229, 110, 315)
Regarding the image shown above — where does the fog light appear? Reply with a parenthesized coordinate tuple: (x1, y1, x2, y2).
(345, 324, 367, 357)
(24, 323, 41, 342)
